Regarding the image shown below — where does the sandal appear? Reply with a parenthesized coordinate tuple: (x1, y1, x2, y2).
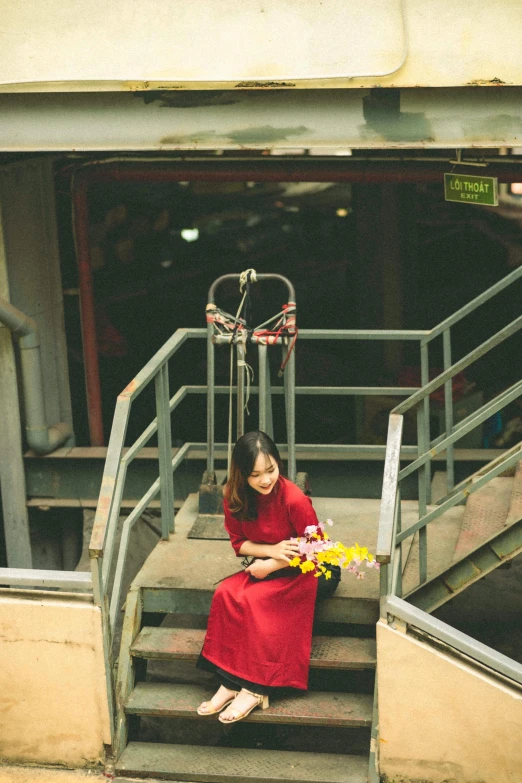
(197, 687, 238, 716)
(218, 688, 269, 724)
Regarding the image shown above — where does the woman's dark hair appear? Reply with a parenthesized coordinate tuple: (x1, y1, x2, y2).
(225, 431, 283, 520)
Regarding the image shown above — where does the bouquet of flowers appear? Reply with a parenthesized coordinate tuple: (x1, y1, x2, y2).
(288, 519, 379, 579)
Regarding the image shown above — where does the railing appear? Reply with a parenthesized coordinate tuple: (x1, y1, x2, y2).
(376, 271, 522, 694)
(377, 313, 522, 594)
(89, 326, 437, 635)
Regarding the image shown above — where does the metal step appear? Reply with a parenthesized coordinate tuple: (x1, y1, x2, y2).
(116, 742, 369, 782)
(405, 461, 522, 613)
(505, 460, 522, 526)
(131, 628, 376, 670)
(452, 476, 513, 561)
(125, 682, 373, 727)
(406, 515, 522, 613)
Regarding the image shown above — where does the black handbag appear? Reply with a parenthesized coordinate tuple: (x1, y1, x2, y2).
(243, 556, 341, 599)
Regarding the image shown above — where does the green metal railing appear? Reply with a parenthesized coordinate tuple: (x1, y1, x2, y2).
(89, 326, 433, 634)
(376, 268, 522, 693)
(84, 265, 522, 749)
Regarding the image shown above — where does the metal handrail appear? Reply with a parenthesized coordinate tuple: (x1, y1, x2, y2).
(90, 326, 433, 627)
(384, 595, 522, 689)
(425, 265, 522, 343)
(393, 315, 522, 416)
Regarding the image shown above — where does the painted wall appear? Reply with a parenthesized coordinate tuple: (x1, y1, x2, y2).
(377, 620, 522, 783)
(0, 589, 111, 767)
(1, 0, 521, 90)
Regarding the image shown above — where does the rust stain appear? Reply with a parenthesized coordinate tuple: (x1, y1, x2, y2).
(466, 77, 508, 86)
(120, 379, 138, 397)
(234, 81, 296, 88)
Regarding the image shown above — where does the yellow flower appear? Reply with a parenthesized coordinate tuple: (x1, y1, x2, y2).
(288, 557, 301, 567)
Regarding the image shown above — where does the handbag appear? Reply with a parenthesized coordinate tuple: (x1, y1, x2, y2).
(242, 556, 341, 599)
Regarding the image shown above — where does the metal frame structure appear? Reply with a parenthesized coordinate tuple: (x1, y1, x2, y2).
(374, 265, 522, 763)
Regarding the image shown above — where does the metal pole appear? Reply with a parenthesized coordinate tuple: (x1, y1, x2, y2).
(206, 321, 215, 476)
(420, 341, 431, 504)
(236, 340, 245, 439)
(396, 486, 403, 598)
(443, 328, 455, 493)
(258, 344, 267, 432)
(155, 363, 175, 538)
(416, 403, 428, 585)
(283, 340, 297, 482)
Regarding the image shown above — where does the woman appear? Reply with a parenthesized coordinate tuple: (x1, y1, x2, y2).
(197, 430, 339, 724)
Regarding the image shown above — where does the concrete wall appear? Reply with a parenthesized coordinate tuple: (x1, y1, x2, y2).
(0, 589, 111, 767)
(377, 620, 522, 783)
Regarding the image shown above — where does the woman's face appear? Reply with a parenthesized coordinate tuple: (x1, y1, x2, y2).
(247, 453, 279, 495)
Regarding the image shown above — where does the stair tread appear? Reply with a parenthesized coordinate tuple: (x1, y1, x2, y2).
(401, 505, 464, 595)
(506, 460, 522, 525)
(131, 627, 376, 670)
(406, 516, 522, 612)
(116, 742, 369, 782)
(452, 476, 513, 561)
(126, 682, 373, 727)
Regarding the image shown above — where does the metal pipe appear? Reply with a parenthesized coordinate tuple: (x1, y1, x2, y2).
(0, 296, 74, 454)
(284, 340, 297, 481)
(206, 320, 215, 475)
(236, 340, 245, 438)
(443, 329, 455, 493)
(208, 272, 295, 306)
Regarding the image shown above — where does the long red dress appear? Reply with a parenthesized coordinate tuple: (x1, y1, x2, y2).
(200, 477, 319, 690)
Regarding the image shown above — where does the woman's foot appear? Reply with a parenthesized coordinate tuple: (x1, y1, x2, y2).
(218, 688, 269, 723)
(197, 685, 238, 716)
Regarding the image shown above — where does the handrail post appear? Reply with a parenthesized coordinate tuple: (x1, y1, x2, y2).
(395, 486, 403, 598)
(416, 403, 428, 585)
(236, 340, 246, 438)
(420, 341, 431, 504)
(443, 328, 455, 493)
(258, 344, 274, 438)
(206, 320, 215, 476)
(156, 363, 175, 538)
(283, 339, 296, 482)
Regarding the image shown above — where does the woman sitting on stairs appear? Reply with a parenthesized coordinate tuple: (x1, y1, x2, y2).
(197, 430, 340, 723)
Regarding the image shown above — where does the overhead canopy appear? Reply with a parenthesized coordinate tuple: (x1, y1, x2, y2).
(1, 0, 521, 91)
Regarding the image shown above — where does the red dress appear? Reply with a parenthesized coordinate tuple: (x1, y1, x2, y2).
(200, 477, 319, 690)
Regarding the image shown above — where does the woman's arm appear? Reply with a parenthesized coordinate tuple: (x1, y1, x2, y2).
(238, 539, 300, 562)
(245, 557, 290, 579)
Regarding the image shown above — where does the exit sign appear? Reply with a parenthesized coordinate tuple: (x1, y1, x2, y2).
(444, 173, 498, 206)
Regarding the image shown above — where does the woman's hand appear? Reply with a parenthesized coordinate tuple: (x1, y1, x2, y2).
(266, 539, 300, 563)
(245, 557, 291, 579)
(245, 559, 275, 580)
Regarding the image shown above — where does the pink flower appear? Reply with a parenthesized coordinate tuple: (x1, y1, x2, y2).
(304, 525, 318, 536)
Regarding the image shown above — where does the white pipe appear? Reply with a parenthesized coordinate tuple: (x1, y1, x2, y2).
(0, 296, 74, 454)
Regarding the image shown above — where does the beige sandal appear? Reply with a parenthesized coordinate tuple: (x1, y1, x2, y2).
(197, 689, 238, 716)
(218, 688, 269, 724)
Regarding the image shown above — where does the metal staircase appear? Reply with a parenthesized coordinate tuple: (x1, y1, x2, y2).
(403, 460, 522, 612)
(113, 495, 379, 783)
(88, 266, 522, 781)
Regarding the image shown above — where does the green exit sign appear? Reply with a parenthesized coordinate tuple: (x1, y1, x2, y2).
(444, 173, 498, 206)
